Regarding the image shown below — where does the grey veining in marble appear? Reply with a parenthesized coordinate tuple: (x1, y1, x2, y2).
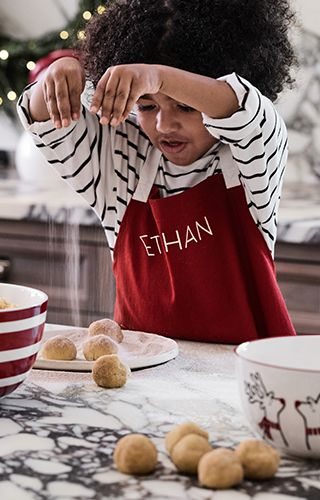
(1, 338, 320, 500)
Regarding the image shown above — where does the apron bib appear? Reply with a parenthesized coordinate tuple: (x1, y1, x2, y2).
(113, 146, 295, 343)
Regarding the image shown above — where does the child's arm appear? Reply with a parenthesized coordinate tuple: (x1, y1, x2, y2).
(17, 60, 153, 256)
(30, 62, 237, 129)
(29, 57, 85, 128)
(90, 64, 239, 126)
(158, 65, 239, 119)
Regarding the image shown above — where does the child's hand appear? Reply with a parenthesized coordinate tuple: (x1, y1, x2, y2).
(90, 64, 162, 126)
(41, 57, 85, 128)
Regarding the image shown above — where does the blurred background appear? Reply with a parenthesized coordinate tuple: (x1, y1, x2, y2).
(0, 0, 319, 190)
(0, 0, 319, 333)
(0, 0, 100, 150)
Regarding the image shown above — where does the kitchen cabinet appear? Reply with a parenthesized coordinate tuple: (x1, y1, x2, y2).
(0, 219, 115, 327)
(275, 241, 320, 334)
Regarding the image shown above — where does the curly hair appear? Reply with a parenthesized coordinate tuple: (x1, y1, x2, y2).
(79, 0, 297, 102)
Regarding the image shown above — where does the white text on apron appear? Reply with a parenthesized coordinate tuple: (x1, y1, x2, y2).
(139, 216, 214, 256)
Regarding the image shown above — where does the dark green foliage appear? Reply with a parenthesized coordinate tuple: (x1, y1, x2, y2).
(0, 0, 104, 118)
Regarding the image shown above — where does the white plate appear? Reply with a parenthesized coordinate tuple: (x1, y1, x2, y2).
(34, 324, 179, 371)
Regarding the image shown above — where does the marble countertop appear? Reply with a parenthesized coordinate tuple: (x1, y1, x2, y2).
(1, 327, 320, 500)
(0, 176, 320, 244)
(0, 177, 97, 226)
(277, 183, 320, 244)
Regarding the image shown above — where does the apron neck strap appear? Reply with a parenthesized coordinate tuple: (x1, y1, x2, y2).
(219, 145, 241, 189)
(132, 148, 162, 202)
(132, 144, 240, 203)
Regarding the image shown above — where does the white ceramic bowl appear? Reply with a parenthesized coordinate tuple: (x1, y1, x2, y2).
(0, 283, 48, 398)
(236, 335, 320, 459)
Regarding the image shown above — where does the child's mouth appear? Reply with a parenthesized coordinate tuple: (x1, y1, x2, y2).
(160, 140, 187, 154)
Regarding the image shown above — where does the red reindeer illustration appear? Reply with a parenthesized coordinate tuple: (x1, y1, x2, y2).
(295, 395, 320, 450)
(245, 372, 288, 446)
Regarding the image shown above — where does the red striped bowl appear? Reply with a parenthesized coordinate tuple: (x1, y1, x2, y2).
(0, 283, 48, 398)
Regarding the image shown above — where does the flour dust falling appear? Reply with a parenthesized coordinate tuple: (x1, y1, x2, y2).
(47, 211, 80, 327)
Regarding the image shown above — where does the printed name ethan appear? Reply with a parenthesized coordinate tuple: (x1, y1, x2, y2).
(139, 216, 214, 256)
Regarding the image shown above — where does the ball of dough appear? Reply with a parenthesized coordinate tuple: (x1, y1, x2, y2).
(82, 334, 118, 361)
(92, 354, 128, 388)
(234, 439, 280, 480)
(171, 434, 212, 474)
(114, 434, 157, 475)
(165, 422, 209, 454)
(88, 318, 124, 343)
(0, 298, 17, 309)
(41, 335, 77, 361)
(198, 448, 244, 489)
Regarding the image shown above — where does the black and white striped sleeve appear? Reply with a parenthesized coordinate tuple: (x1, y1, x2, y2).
(17, 85, 151, 253)
(17, 84, 116, 217)
(202, 73, 288, 256)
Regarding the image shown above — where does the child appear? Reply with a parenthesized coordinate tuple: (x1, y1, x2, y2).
(17, 0, 297, 343)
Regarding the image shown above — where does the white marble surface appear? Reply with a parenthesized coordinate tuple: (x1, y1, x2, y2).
(0, 178, 97, 225)
(0, 176, 319, 245)
(1, 328, 320, 500)
(278, 183, 320, 244)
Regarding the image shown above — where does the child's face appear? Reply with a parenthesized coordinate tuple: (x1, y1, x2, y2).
(135, 94, 217, 165)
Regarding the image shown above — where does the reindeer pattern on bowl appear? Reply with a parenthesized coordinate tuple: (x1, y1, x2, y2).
(242, 370, 320, 458)
(295, 395, 320, 451)
(244, 372, 288, 447)
(236, 336, 320, 459)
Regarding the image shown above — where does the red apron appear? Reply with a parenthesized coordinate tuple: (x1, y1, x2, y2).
(113, 146, 296, 343)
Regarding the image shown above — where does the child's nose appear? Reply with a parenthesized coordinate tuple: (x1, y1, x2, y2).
(155, 111, 179, 133)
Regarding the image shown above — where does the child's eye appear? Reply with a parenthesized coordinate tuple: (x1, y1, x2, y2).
(136, 104, 156, 112)
(178, 104, 195, 112)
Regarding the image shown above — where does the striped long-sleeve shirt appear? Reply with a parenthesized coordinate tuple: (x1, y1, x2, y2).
(17, 72, 288, 258)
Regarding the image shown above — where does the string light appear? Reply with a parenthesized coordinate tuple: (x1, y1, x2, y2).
(0, 1, 103, 113)
(83, 10, 92, 20)
(59, 30, 69, 40)
(26, 61, 36, 71)
(77, 30, 86, 40)
(7, 91, 17, 101)
(0, 50, 9, 60)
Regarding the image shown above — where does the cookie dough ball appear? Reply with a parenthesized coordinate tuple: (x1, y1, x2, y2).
(235, 439, 280, 480)
(83, 334, 118, 361)
(165, 422, 209, 454)
(88, 318, 124, 343)
(92, 354, 128, 388)
(171, 434, 212, 474)
(198, 448, 244, 489)
(0, 298, 17, 309)
(114, 434, 158, 475)
(41, 335, 77, 361)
